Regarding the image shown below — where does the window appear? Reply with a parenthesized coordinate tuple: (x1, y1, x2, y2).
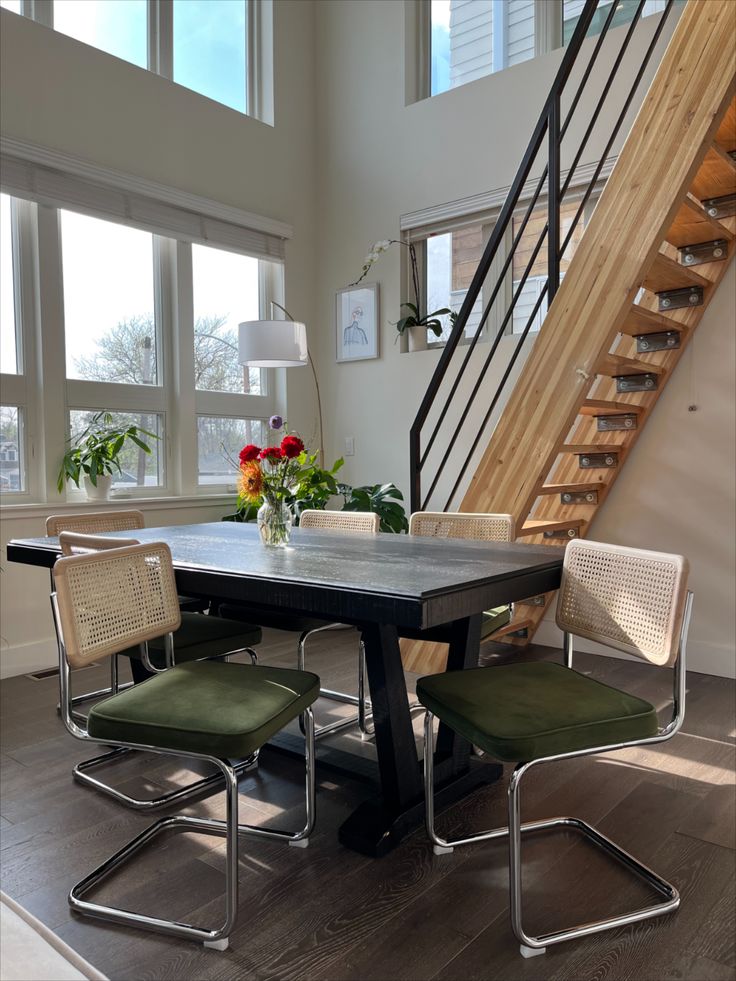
(9, 1, 271, 122)
(425, 224, 486, 344)
(1, 194, 18, 375)
(0, 185, 283, 503)
(192, 244, 261, 395)
(197, 416, 267, 486)
(563, 0, 672, 45)
(173, 0, 247, 113)
(0, 406, 24, 494)
(431, 0, 536, 96)
(69, 410, 164, 489)
(53, 0, 147, 68)
(61, 211, 158, 384)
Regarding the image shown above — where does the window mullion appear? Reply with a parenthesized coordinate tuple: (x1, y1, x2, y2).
(35, 204, 67, 501)
(172, 240, 197, 496)
(149, 0, 173, 78)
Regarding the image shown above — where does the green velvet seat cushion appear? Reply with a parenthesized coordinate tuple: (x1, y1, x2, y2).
(417, 661, 658, 763)
(123, 612, 262, 670)
(87, 660, 320, 758)
(217, 602, 326, 635)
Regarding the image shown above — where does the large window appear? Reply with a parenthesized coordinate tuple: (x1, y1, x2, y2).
(4, 0, 271, 122)
(0, 191, 282, 502)
(53, 0, 148, 68)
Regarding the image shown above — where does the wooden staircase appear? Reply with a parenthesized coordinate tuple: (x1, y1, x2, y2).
(402, 0, 735, 673)
(500, 96, 735, 645)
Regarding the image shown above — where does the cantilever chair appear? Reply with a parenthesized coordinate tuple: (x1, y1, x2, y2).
(217, 509, 380, 740)
(418, 538, 693, 957)
(51, 541, 318, 950)
(54, 530, 263, 810)
(408, 511, 516, 640)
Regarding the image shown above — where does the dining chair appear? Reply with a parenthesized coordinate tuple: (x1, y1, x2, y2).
(55, 529, 263, 810)
(215, 509, 380, 740)
(51, 541, 318, 950)
(408, 511, 516, 640)
(418, 538, 693, 957)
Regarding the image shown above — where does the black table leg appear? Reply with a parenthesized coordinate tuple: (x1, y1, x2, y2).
(338, 616, 502, 857)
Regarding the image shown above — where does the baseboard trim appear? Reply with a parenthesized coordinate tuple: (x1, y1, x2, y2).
(0, 638, 57, 680)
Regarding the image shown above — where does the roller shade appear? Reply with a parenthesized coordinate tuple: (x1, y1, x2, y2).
(0, 142, 289, 261)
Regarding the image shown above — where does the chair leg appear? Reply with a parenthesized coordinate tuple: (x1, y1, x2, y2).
(69, 709, 316, 946)
(298, 626, 366, 739)
(69, 758, 240, 948)
(423, 712, 681, 956)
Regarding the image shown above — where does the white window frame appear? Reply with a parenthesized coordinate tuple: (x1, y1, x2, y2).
(17, 0, 273, 124)
(0, 192, 283, 506)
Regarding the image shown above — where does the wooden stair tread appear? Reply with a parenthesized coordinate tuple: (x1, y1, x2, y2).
(642, 252, 713, 294)
(597, 354, 667, 377)
(518, 518, 584, 536)
(539, 481, 606, 495)
(562, 443, 624, 455)
(715, 101, 736, 152)
(689, 144, 736, 202)
(618, 305, 685, 337)
(580, 399, 645, 415)
(664, 193, 734, 248)
(484, 618, 533, 640)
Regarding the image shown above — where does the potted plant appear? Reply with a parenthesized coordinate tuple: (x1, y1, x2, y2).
(57, 411, 157, 500)
(349, 239, 458, 351)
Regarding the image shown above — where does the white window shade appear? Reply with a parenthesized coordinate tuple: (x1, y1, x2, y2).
(0, 139, 289, 262)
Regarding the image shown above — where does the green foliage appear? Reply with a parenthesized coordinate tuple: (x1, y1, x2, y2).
(393, 301, 458, 339)
(339, 482, 409, 534)
(57, 411, 157, 492)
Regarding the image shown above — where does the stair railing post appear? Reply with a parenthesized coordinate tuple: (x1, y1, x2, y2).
(548, 92, 561, 304)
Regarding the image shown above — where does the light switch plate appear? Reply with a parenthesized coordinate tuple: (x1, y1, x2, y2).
(345, 436, 355, 456)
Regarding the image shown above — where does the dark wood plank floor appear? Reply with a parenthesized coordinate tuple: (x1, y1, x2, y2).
(1, 629, 734, 981)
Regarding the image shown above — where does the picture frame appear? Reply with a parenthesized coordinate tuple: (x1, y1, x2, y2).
(335, 284, 379, 363)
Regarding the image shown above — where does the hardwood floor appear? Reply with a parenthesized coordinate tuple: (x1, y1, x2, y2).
(1, 629, 734, 981)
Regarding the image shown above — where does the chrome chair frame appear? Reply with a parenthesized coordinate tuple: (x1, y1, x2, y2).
(50, 531, 262, 810)
(423, 591, 693, 958)
(52, 592, 316, 950)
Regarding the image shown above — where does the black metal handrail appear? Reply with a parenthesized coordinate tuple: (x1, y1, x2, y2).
(409, 0, 677, 514)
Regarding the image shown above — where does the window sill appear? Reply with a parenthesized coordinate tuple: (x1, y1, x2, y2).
(0, 493, 237, 522)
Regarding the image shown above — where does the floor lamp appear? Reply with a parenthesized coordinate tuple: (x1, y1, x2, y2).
(238, 301, 325, 465)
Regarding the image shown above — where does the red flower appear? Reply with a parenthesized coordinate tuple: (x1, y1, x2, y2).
(259, 446, 283, 462)
(281, 435, 305, 459)
(239, 444, 261, 464)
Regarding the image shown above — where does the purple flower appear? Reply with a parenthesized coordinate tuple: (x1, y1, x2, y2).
(269, 415, 284, 431)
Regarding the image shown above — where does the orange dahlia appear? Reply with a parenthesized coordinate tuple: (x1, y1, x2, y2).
(238, 461, 264, 503)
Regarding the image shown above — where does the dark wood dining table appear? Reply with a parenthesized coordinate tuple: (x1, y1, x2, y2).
(7, 520, 564, 857)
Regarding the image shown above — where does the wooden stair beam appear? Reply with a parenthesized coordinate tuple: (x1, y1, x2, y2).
(562, 443, 624, 455)
(690, 144, 736, 201)
(641, 252, 713, 294)
(618, 305, 685, 336)
(596, 354, 667, 377)
(664, 193, 735, 248)
(485, 618, 533, 640)
(580, 399, 645, 415)
(538, 481, 606, 495)
(518, 518, 584, 536)
(460, 1, 735, 528)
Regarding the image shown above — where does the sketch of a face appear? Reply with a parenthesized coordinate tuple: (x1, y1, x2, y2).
(344, 304, 368, 346)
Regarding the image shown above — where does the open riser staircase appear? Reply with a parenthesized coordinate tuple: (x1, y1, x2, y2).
(403, 0, 735, 673)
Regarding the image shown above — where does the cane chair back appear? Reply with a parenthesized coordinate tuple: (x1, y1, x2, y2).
(46, 510, 145, 538)
(59, 531, 140, 556)
(300, 510, 379, 534)
(556, 539, 689, 667)
(52, 542, 181, 669)
(409, 511, 515, 542)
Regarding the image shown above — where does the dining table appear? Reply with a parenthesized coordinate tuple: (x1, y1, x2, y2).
(7, 520, 565, 857)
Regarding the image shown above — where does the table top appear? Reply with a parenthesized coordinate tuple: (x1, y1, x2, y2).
(8, 521, 564, 630)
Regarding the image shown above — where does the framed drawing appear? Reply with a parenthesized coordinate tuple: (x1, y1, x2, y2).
(335, 284, 379, 363)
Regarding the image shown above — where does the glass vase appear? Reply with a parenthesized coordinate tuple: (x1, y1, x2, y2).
(257, 500, 293, 547)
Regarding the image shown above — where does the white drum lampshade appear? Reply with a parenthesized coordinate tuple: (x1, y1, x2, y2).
(238, 319, 309, 368)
